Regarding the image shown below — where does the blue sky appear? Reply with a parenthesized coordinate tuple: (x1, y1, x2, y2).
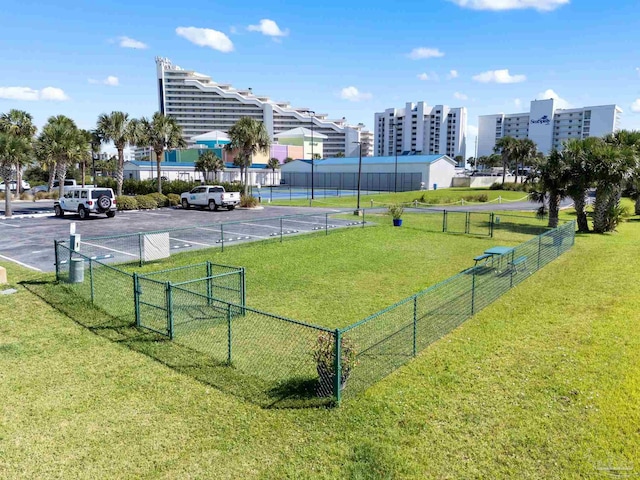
(1, 0, 639, 155)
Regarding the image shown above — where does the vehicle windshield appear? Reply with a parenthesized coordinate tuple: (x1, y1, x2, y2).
(91, 189, 113, 199)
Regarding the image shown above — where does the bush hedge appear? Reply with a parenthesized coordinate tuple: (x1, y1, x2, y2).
(136, 195, 158, 209)
(489, 182, 532, 192)
(167, 193, 181, 206)
(240, 194, 260, 208)
(96, 178, 245, 196)
(116, 196, 138, 211)
(148, 192, 170, 207)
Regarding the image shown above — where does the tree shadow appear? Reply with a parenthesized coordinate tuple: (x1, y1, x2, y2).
(20, 279, 332, 409)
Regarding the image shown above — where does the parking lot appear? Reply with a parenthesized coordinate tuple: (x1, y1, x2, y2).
(0, 204, 350, 272)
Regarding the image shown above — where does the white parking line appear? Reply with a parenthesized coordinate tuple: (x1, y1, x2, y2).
(281, 219, 325, 227)
(81, 241, 137, 257)
(0, 222, 20, 228)
(0, 254, 42, 271)
(133, 211, 172, 217)
(169, 237, 213, 247)
(223, 230, 268, 239)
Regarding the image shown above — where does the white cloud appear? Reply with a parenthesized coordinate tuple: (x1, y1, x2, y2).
(636, 67, 640, 76)
(448, 70, 459, 79)
(339, 86, 372, 102)
(417, 73, 430, 81)
(118, 36, 148, 49)
(467, 124, 479, 137)
(514, 98, 522, 109)
(230, 26, 238, 34)
(453, 92, 468, 100)
(247, 19, 288, 37)
(536, 89, 571, 109)
(407, 47, 445, 60)
(176, 27, 234, 53)
(89, 76, 119, 86)
(472, 69, 526, 83)
(448, 0, 569, 12)
(631, 99, 640, 113)
(0, 86, 69, 101)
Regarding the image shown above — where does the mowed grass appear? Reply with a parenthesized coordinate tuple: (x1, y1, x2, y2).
(2, 212, 639, 478)
(128, 210, 546, 328)
(269, 187, 528, 207)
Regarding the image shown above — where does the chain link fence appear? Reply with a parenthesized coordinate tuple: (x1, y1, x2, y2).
(54, 215, 576, 406)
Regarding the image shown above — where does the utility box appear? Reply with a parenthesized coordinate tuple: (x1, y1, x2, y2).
(69, 258, 84, 283)
(70, 233, 81, 252)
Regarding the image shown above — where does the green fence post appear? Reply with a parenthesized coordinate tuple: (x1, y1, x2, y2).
(138, 233, 143, 266)
(325, 212, 329, 235)
(537, 234, 542, 271)
(471, 267, 476, 315)
(240, 267, 246, 316)
(509, 250, 515, 288)
(89, 259, 95, 304)
(334, 329, 342, 405)
(280, 217, 283, 243)
(221, 224, 224, 252)
(206, 261, 213, 306)
(465, 211, 470, 234)
(133, 273, 141, 327)
(413, 296, 418, 357)
(490, 212, 495, 238)
(166, 282, 174, 340)
(442, 210, 447, 232)
(362, 209, 365, 228)
(54, 240, 60, 281)
(227, 303, 232, 365)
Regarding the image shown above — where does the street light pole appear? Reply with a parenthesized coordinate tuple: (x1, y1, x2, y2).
(91, 141, 99, 187)
(309, 110, 315, 200)
(353, 141, 363, 210)
(390, 120, 398, 193)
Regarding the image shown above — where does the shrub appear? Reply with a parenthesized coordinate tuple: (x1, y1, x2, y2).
(312, 332, 358, 397)
(34, 191, 49, 201)
(489, 182, 503, 190)
(48, 191, 59, 200)
(135, 194, 157, 209)
(96, 177, 117, 190)
(0, 192, 4, 200)
(148, 192, 170, 207)
(488, 182, 531, 192)
(116, 195, 138, 211)
(387, 204, 404, 219)
(20, 192, 33, 201)
(167, 193, 181, 206)
(240, 195, 259, 208)
(462, 194, 489, 203)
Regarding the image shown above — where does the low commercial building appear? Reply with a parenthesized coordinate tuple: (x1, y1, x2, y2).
(281, 155, 456, 191)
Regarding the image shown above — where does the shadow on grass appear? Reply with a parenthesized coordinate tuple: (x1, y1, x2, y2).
(21, 279, 333, 410)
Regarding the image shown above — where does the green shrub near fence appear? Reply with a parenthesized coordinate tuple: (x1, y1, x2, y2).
(116, 195, 138, 210)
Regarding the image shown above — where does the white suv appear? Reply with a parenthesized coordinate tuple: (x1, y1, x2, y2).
(54, 187, 117, 219)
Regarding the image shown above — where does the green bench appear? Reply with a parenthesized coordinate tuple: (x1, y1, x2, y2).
(508, 255, 528, 273)
(473, 253, 493, 266)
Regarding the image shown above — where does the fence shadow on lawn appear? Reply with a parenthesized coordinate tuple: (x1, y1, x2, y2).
(21, 278, 333, 410)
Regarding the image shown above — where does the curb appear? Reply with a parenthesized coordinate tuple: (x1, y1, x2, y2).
(0, 212, 54, 220)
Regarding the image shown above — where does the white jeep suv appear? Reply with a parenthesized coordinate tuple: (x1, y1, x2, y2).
(54, 187, 117, 219)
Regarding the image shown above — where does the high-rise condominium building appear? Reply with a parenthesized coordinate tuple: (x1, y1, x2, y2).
(477, 99, 622, 156)
(374, 102, 467, 161)
(156, 57, 371, 158)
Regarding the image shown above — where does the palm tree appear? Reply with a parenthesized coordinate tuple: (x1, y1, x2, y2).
(494, 136, 518, 184)
(0, 132, 32, 217)
(513, 138, 537, 183)
(562, 138, 599, 232)
(267, 157, 280, 186)
(225, 117, 271, 195)
(603, 130, 640, 216)
(590, 141, 635, 233)
(195, 150, 222, 182)
(38, 115, 82, 198)
(138, 113, 186, 193)
(96, 111, 136, 196)
(529, 150, 571, 228)
(0, 109, 36, 195)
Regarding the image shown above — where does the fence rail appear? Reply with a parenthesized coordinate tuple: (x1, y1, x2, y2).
(54, 215, 576, 406)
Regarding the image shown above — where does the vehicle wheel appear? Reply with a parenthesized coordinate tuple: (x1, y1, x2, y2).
(54, 205, 64, 217)
(209, 200, 217, 211)
(78, 206, 89, 220)
(227, 205, 235, 211)
(106, 211, 116, 218)
(181, 198, 189, 209)
(97, 195, 112, 212)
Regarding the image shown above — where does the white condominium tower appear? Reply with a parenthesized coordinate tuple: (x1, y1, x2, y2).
(156, 57, 371, 158)
(477, 98, 622, 156)
(374, 102, 467, 160)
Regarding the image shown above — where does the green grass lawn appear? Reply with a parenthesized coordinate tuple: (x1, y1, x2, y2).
(268, 187, 528, 207)
(2, 211, 639, 478)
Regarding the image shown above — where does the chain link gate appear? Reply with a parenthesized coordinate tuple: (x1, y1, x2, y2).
(442, 210, 493, 237)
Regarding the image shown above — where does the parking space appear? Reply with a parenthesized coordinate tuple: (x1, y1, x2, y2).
(0, 205, 350, 272)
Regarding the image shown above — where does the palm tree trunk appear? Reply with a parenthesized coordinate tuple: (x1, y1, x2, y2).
(548, 192, 560, 228)
(571, 192, 590, 233)
(592, 185, 611, 233)
(514, 163, 519, 185)
(635, 197, 640, 216)
(15, 162, 22, 198)
(115, 148, 125, 196)
(155, 149, 163, 193)
(502, 162, 507, 184)
(81, 161, 86, 187)
(47, 163, 55, 192)
(57, 161, 68, 200)
(2, 166, 12, 218)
